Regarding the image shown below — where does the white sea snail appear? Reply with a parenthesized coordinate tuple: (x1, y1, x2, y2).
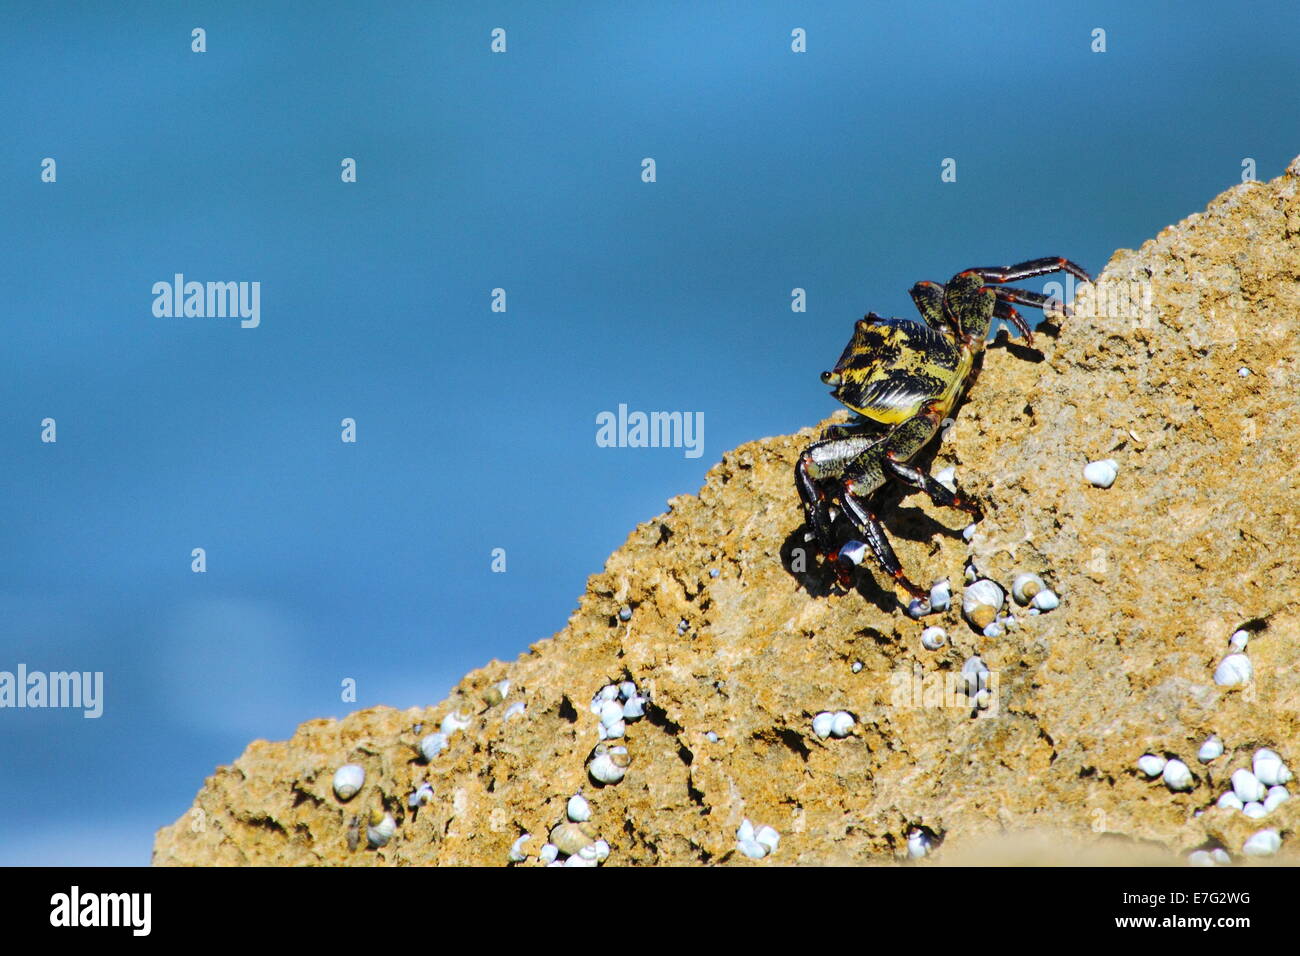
(332, 764, 365, 801)
(588, 743, 631, 784)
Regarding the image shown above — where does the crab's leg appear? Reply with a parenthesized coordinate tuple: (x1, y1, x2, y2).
(878, 404, 982, 516)
(837, 491, 927, 599)
(942, 273, 999, 343)
(993, 285, 1071, 320)
(966, 257, 1092, 285)
(909, 281, 953, 333)
(795, 433, 884, 555)
(819, 416, 881, 441)
(993, 299, 1035, 344)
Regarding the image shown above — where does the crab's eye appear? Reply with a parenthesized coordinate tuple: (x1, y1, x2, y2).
(821, 370, 841, 386)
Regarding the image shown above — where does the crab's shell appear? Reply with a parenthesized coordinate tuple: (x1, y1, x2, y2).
(821, 316, 972, 425)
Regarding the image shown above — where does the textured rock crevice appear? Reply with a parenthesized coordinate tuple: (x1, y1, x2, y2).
(155, 160, 1300, 866)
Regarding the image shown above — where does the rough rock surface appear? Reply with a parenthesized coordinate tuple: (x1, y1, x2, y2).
(154, 162, 1300, 866)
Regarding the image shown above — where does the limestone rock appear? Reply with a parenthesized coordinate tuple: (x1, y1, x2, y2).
(154, 161, 1300, 866)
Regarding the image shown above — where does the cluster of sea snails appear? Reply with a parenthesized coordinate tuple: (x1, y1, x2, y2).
(511, 792, 612, 867)
(1213, 629, 1254, 687)
(948, 570, 1058, 638)
(1212, 748, 1292, 822)
(589, 679, 648, 741)
(504, 679, 647, 865)
(417, 679, 515, 763)
(330, 680, 525, 854)
(892, 514, 1061, 640)
(1188, 830, 1282, 863)
(585, 680, 645, 783)
(1136, 753, 1197, 793)
(811, 710, 855, 739)
(1138, 741, 1290, 860)
(735, 818, 780, 860)
(331, 766, 401, 850)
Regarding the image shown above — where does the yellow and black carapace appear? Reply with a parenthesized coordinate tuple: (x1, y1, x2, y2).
(795, 257, 1091, 606)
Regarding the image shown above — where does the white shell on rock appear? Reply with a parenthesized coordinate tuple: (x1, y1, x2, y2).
(934, 466, 957, 492)
(367, 813, 396, 848)
(1243, 802, 1267, 819)
(420, 732, 449, 761)
(735, 818, 772, 859)
(1217, 792, 1244, 811)
(508, 834, 531, 862)
(829, 711, 855, 738)
(1031, 589, 1060, 612)
(906, 829, 933, 859)
(588, 743, 630, 784)
(567, 793, 591, 823)
(1011, 572, 1044, 605)
(1162, 759, 1194, 792)
(929, 579, 952, 613)
(812, 712, 835, 739)
(549, 822, 597, 857)
(1137, 754, 1167, 778)
(599, 718, 626, 740)
(408, 782, 434, 808)
(962, 579, 1004, 630)
(1264, 786, 1290, 812)
(838, 540, 868, 566)
(1083, 458, 1119, 488)
(504, 701, 526, 720)
(332, 764, 365, 800)
(921, 626, 946, 651)
(1229, 630, 1249, 650)
(622, 696, 646, 720)
(1197, 735, 1223, 763)
(1253, 749, 1292, 786)
(1231, 768, 1266, 803)
(441, 711, 471, 735)
(593, 839, 611, 862)
(1242, 829, 1281, 857)
(755, 825, 780, 854)
(597, 699, 624, 728)
(538, 843, 559, 865)
(983, 621, 1004, 639)
(1214, 654, 1252, 686)
(618, 681, 637, 700)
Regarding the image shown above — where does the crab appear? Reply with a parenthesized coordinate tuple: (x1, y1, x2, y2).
(795, 256, 1092, 606)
